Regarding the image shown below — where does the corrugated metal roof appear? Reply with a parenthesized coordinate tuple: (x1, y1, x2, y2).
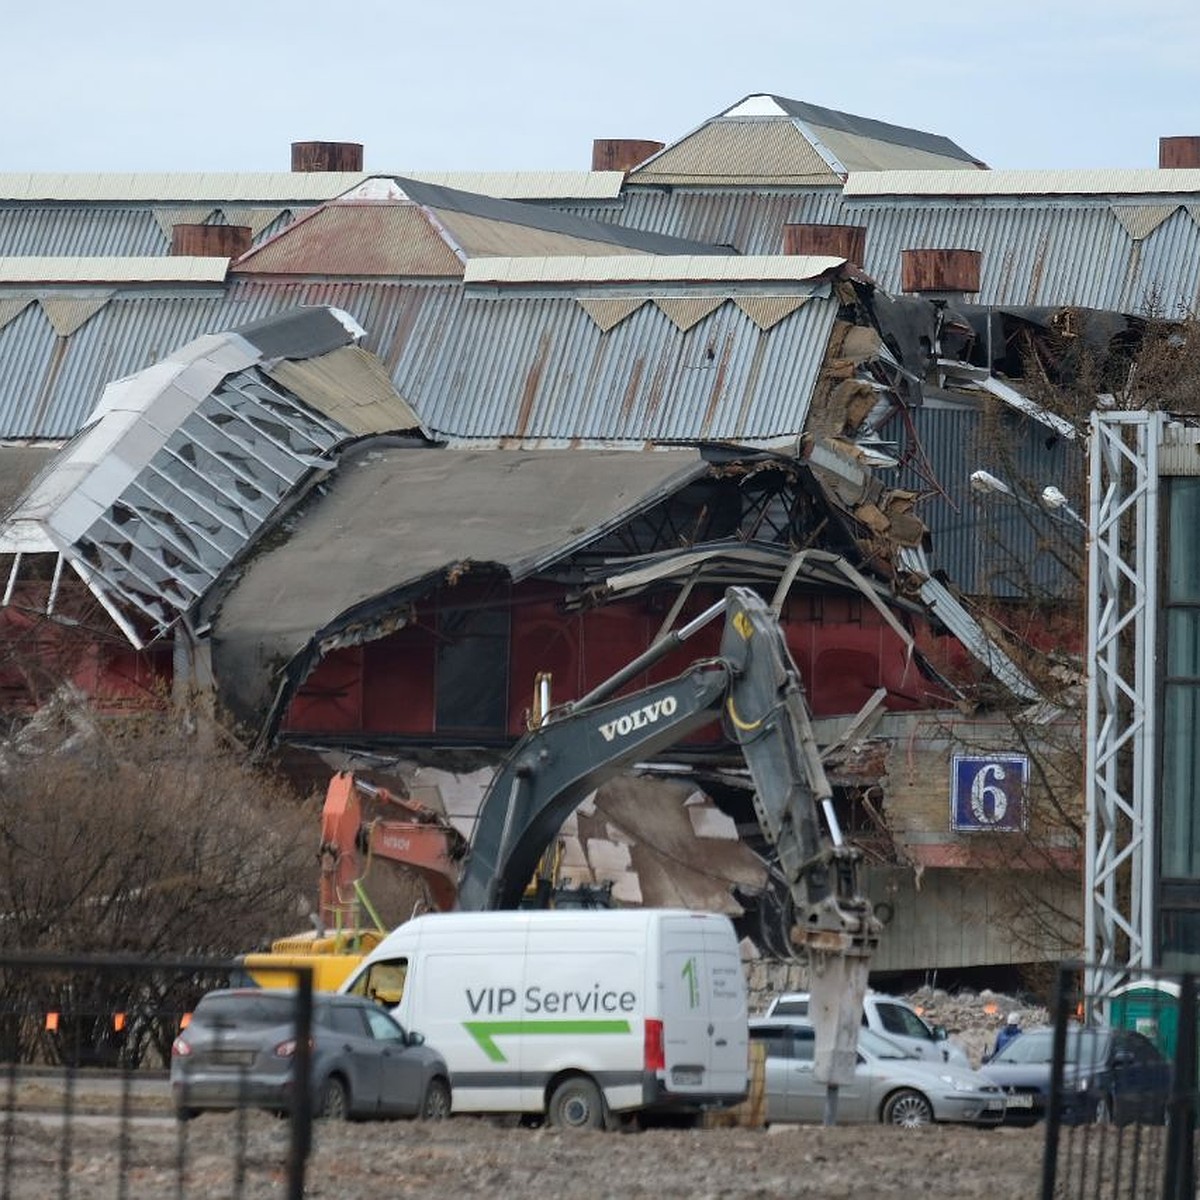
(746, 96, 985, 167)
(464, 255, 842, 284)
(235, 205, 465, 277)
(0, 281, 465, 440)
(0, 171, 621, 202)
(887, 404, 1080, 598)
(629, 119, 839, 186)
(838, 196, 1200, 310)
(588, 188, 848, 256)
(395, 287, 839, 443)
(845, 168, 1200, 196)
(429, 208, 654, 259)
(0, 257, 229, 283)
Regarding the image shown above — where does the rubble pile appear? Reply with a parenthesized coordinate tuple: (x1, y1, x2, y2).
(904, 986, 1050, 1067)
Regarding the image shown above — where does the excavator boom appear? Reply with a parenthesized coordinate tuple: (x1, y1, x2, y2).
(455, 586, 880, 1090)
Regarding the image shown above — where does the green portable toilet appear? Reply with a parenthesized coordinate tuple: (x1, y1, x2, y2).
(1109, 980, 1180, 1059)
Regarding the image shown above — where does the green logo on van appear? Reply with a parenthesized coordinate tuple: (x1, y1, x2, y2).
(464, 1019, 631, 1062)
(682, 956, 699, 1008)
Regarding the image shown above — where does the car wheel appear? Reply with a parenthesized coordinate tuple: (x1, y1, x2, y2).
(420, 1077, 451, 1120)
(548, 1077, 605, 1130)
(318, 1076, 350, 1121)
(882, 1088, 934, 1128)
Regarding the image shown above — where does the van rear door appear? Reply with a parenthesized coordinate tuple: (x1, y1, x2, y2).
(660, 916, 747, 1098)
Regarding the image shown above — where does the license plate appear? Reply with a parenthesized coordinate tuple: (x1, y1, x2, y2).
(671, 1066, 703, 1086)
(985, 1100, 1005, 1111)
(1006, 1094, 1033, 1108)
(208, 1050, 256, 1068)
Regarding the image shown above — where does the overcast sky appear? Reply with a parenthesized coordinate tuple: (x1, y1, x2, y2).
(4, 0, 1199, 175)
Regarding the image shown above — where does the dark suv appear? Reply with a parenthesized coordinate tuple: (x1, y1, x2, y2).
(979, 1025, 1170, 1126)
(170, 989, 451, 1121)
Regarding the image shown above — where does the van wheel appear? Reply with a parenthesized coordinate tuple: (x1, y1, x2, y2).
(882, 1088, 933, 1128)
(319, 1076, 350, 1120)
(548, 1077, 605, 1130)
(420, 1077, 451, 1120)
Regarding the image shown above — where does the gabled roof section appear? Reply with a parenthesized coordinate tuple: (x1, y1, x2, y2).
(628, 94, 986, 186)
(0, 306, 427, 644)
(235, 177, 732, 276)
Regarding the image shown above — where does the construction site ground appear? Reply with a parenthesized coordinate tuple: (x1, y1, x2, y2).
(7, 987, 1062, 1198)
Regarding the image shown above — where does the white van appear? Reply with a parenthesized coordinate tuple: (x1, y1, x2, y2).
(339, 908, 749, 1128)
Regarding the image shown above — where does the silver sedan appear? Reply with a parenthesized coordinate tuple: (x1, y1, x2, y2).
(749, 1019, 1006, 1127)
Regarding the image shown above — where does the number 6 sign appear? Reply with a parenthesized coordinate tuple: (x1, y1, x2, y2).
(950, 755, 1028, 831)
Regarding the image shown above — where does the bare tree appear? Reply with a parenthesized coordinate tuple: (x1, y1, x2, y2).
(0, 693, 318, 1064)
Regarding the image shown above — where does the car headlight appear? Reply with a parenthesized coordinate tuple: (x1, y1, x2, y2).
(1074, 1075, 1092, 1092)
(938, 1074, 976, 1092)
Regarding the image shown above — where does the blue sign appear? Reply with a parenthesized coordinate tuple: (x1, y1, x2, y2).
(951, 755, 1027, 832)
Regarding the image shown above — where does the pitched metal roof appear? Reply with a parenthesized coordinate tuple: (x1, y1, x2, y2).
(233, 180, 732, 277)
(628, 94, 985, 186)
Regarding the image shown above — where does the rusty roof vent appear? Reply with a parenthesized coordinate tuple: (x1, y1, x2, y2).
(901, 248, 982, 296)
(291, 141, 364, 172)
(783, 223, 867, 265)
(1159, 137, 1200, 169)
(171, 224, 253, 260)
(591, 139, 665, 173)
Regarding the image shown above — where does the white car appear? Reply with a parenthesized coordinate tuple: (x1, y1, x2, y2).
(763, 990, 971, 1067)
(749, 1019, 1006, 1127)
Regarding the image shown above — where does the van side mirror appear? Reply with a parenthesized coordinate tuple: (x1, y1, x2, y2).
(932, 1025, 947, 1040)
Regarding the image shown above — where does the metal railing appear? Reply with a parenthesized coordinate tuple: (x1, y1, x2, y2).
(0, 952, 313, 1200)
(1039, 962, 1195, 1199)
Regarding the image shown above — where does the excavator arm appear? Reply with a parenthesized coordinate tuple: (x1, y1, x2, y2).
(456, 586, 880, 1095)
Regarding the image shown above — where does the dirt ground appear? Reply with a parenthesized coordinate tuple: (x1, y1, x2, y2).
(6, 1111, 1054, 1199)
(6, 986, 1063, 1198)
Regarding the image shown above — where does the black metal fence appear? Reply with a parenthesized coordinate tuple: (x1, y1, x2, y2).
(1039, 962, 1197, 1200)
(0, 952, 313, 1200)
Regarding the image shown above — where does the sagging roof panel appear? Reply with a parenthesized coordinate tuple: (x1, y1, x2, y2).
(0, 308, 427, 638)
(207, 443, 711, 722)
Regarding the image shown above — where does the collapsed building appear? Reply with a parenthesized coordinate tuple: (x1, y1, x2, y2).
(4, 96, 1198, 979)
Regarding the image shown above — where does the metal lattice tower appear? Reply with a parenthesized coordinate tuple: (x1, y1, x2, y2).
(1085, 410, 1166, 1006)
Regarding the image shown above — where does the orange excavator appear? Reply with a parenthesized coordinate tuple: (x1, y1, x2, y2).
(317, 771, 467, 928)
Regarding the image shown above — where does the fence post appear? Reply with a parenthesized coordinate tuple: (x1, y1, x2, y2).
(1163, 972, 1196, 1200)
(1040, 961, 1075, 1200)
(287, 967, 314, 1200)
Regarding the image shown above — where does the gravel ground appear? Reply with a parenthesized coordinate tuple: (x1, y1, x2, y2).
(5, 1110, 1056, 1199)
(3, 987, 1069, 1198)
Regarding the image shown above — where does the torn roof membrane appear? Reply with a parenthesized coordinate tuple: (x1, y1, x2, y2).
(0, 307, 425, 645)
